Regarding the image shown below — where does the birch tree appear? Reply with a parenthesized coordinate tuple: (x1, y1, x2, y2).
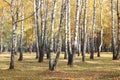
(73, 0, 80, 63)
(66, 0, 73, 66)
(111, 0, 117, 60)
(34, 0, 40, 59)
(64, 2, 68, 59)
(41, 0, 45, 42)
(90, 0, 96, 60)
(9, 0, 16, 69)
(116, 0, 120, 59)
(44, 0, 50, 59)
(18, 0, 24, 61)
(97, 0, 103, 57)
(14, 1, 19, 55)
(39, 0, 45, 62)
(49, 0, 57, 70)
(0, 9, 4, 53)
(78, 0, 84, 56)
(82, 0, 88, 62)
(50, 0, 65, 70)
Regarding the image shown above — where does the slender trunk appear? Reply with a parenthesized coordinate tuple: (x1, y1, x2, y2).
(117, 16, 120, 59)
(87, 36, 90, 54)
(18, 3, 24, 61)
(73, 0, 80, 63)
(44, 0, 50, 59)
(111, 0, 117, 60)
(90, 0, 96, 60)
(14, 3, 19, 55)
(50, 0, 65, 70)
(116, 0, 120, 59)
(64, 2, 68, 59)
(0, 32, 3, 53)
(0, 14, 3, 53)
(29, 25, 34, 54)
(39, 0, 45, 62)
(82, 0, 88, 62)
(34, 0, 40, 59)
(34, 0, 38, 58)
(78, 1, 84, 56)
(97, 0, 103, 57)
(36, 0, 41, 60)
(41, 0, 45, 42)
(49, 0, 57, 70)
(66, 0, 73, 66)
(10, 0, 15, 69)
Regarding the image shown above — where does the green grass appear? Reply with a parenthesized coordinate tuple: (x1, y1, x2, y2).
(0, 52, 120, 80)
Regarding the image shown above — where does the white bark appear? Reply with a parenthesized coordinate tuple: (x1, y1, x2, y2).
(49, 0, 57, 70)
(111, 0, 117, 59)
(34, 0, 40, 59)
(10, 0, 16, 69)
(82, 0, 88, 62)
(0, 14, 4, 53)
(73, 0, 80, 63)
(18, 1, 24, 61)
(90, 0, 96, 59)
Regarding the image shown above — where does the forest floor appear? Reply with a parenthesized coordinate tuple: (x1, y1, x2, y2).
(0, 52, 120, 80)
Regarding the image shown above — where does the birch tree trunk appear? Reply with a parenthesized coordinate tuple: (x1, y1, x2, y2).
(34, 0, 40, 59)
(116, 0, 120, 59)
(49, 0, 57, 70)
(64, 3, 68, 59)
(18, 1, 24, 61)
(10, 0, 16, 69)
(44, 0, 50, 59)
(14, 0, 20, 55)
(82, 0, 88, 62)
(87, 36, 90, 54)
(73, 0, 80, 63)
(0, 13, 4, 53)
(39, 0, 45, 62)
(111, 0, 117, 60)
(66, 0, 73, 66)
(90, 0, 96, 60)
(78, 0, 84, 56)
(41, 0, 45, 42)
(97, 0, 103, 57)
(50, 0, 65, 70)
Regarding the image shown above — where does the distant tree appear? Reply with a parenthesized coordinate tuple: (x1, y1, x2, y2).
(18, 0, 24, 61)
(29, 25, 34, 54)
(97, 0, 103, 57)
(0, 9, 4, 53)
(44, 0, 50, 59)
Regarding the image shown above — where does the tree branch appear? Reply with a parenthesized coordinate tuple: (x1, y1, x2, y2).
(3, 0, 11, 6)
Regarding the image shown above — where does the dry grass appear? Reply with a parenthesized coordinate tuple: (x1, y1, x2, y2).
(0, 52, 120, 80)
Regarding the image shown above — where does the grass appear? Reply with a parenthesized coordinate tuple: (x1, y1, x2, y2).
(0, 52, 120, 80)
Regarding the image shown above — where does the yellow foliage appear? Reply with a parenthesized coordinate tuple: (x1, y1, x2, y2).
(0, 0, 119, 47)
